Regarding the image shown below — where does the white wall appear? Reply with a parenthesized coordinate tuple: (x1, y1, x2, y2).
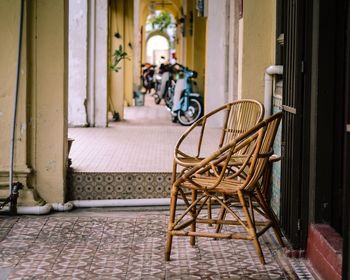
(68, 0, 88, 127)
(228, 0, 239, 102)
(134, 0, 141, 91)
(91, 0, 108, 127)
(205, 0, 228, 127)
(68, 0, 108, 128)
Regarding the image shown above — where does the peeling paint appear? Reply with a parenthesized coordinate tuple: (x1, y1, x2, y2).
(46, 160, 57, 171)
(20, 122, 26, 134)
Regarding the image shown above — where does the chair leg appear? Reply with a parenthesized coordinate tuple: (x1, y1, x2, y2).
(207, 197, 212, 226)
(171, 161, 177, 184)
(190, 189, 197, 246)
(238, 191, 265, 265)
(255, 188, 285, 247)
(215, 203, 227, 235)
(165, 186, 178, 261)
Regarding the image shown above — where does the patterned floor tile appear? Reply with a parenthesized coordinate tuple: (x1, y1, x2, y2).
(0, 210, 316, 279)
(68, 172, 173, 200)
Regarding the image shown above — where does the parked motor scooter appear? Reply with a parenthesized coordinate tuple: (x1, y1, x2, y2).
(140, 63, 156, 94)
(153, 62, 178, 105)
(170, 65, 203, 126)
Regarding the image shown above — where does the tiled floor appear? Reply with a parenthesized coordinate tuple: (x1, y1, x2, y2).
(68, 95, 219, 173)
(60, 97, 318, 279)
(0, 208, 310, 280)
(67, 95, 220, 200)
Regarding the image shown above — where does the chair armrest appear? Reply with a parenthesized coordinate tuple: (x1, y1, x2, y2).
(269, 154, 281, 163)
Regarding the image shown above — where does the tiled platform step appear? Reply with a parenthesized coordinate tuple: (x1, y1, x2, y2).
(67, 171, 172, 200)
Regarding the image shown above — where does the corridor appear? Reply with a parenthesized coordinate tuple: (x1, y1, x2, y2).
(0, 96, 316, 279)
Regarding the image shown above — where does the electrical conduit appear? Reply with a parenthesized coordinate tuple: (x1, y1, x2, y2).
(8, 0, 25, 205)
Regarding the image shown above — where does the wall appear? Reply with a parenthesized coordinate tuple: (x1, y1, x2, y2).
(185, 0, 194, 69)
(133, 0, 141, 92)
(0, 0, 32, 203)
(68, 0, 88, 127)
(192, 16, 206, 94)
(109, 0, 124, 119)
(90, 0, 108, 127)
(68, 0, 108, 127)
(27, 0, 68, 203)
(227, 0, 239, 102)
(205, 0, 228, 126)
(109, 0, 134, 119)
(240, 0, 276, 103)
(139, 0, 181, 65)
(123, 0, 134, 106)
(0, 0, 68, 205)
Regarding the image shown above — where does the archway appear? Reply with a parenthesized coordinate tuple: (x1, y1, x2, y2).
(146, 34, 170, 65)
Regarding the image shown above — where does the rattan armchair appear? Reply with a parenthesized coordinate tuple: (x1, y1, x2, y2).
(165, 112, 284, 265)
(172, 100, 264, 219)
(173, 99, 264, 169)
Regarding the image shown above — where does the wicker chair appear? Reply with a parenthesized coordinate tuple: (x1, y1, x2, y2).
(165, 112, 284, 265)
(173, 99, 264, 169)
(172, 100, 264, 219)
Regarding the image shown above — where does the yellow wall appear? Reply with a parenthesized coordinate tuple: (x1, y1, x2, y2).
(0, 0, 68, 205)
(138, 0, 206, 94)
(240, 0, 276, 102)
(109, 0, 134, 119)
(28, 0, 68, 203)
(139, 0, 182, 65)
(184, 0, 206, 95)
(185, 0, 194, 69)
(192, 12, 206, 94)
(124, 0, 134, 106)
(109, 0, 124, 119)
(0, 0, 30, 200)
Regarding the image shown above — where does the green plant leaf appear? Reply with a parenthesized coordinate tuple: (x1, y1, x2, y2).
(110, 44, 129, 72)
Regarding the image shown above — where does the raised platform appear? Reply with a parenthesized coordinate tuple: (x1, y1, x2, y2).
(67, 171, 172, 200)
(67, 95, 219, 200)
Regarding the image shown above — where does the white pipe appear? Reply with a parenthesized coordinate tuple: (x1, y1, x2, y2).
(70, 198, 183, 208)
(0, 199, 181, 215)
(264, 65, 283, 118)
(0, 203, 52, 215)
(51, 202, 74, 212)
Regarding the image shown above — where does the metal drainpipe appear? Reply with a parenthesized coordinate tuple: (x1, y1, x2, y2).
(8, 0, 25, 214)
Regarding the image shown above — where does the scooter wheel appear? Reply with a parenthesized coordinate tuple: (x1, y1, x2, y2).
(171, 114, 177, 123)
(154, 94, 161, 104)
(177, 97, 202, 126)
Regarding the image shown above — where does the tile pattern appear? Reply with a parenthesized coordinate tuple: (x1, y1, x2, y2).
(289, 258, 316, 279)
(68, 95, 220, 173)
(67, 172, 172, 200)
(0, 210, 310, 279)
(271, 96, 283, 218)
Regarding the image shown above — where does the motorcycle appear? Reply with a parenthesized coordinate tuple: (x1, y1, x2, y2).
(170, 65, 203, 126)
(140, 63, 156, 94)
(153, 62, 178, 105)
